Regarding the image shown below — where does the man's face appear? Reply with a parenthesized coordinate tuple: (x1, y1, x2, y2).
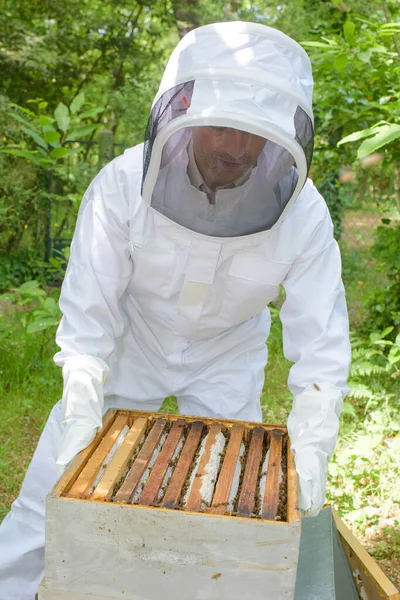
(192, 126, 266, 189)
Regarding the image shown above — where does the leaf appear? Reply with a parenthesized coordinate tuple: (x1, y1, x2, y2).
(38, 101, 48, 109)
(50, 147, 71, 158)
(380, 22, 400, 30)
(27, 318, 59, 334)
(44, 129, 61, 144)
(342, 400, 357, 417)
(43, 297, 60, 314)
(301, 41, 335, 49)
(358, 49, 372, 63)
(54, 102, 70, 132)
(39, 115, 54, 127)
(78, 107, 104, 119)
(343, 21, 355, 44)
(0, 148, 43, 166)
(321, 36, 338, 46)
(69, 92, 85, 114)
(348, 382, 374, 399)
(379, 23, 400, 35)
(7, 111, 37, 130)
(18, 280, 45, 295)
(66, 124, 100, 141)
(388, 354, 400, 366)
(357, 124, 400, 159)
(9, 103, 36, 117)
(21, 126, 48, 150)
(66, 192, 81, 205)
(381, 326, 394, 339)
(334, 53, 348, 70)
(338, 126, 378, 146)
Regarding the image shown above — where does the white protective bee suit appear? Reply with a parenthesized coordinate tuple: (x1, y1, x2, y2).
(0, 21, 350, 600)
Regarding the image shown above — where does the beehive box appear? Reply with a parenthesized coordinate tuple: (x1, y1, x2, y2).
(40, 410, 301, 600)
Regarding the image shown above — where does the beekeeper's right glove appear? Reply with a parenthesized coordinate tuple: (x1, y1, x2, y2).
(287, 382, 343, 517)
(56, 355, 109, 476)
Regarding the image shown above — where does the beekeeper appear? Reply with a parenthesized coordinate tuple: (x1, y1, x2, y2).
(0, 21, 350, 600)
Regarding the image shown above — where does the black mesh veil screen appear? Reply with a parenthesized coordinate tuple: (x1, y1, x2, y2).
(294, 105, 314, 173)
(142, 81, 195, 192)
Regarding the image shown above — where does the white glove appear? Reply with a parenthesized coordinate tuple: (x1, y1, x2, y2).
(56, 355, 109, 476)
(287, 382, 343, 517)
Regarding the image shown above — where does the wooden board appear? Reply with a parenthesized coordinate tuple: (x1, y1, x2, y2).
(185, 423, 224, 512)
(38, 581, 118, 600)
(91, 417, 148, 501)
(114, 418, 169, 504)
(261, 429, 283, 521)
(332, 510, 400, 600)
(66, 415, 130, 498)
(286, 437, 299, 523)
(44, 496, 301, 600)
(161, 420, 204, 509)
(138, 419, 186, 506)
(113, 409, 286, 433)
(210, 424, 245, 515)
(236, 426, 264, 517)
(53, 410, 118, 498)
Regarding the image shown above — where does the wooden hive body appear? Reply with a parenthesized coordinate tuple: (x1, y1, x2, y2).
(41, 410, 301, 600)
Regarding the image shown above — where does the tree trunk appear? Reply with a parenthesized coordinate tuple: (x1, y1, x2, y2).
(172, 0, 202, 39)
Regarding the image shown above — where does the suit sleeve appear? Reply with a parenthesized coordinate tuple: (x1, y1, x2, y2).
(54, 162, 133, 367)
(280, 206, 351, 398)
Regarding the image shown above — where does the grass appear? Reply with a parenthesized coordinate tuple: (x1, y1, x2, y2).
(0, 206, 399, 587)
(340, 207, 387, 327)
(0, 326, 62, 521)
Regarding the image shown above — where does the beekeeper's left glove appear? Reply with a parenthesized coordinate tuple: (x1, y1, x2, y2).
(56, 355, 109, 477)
(287, 382, 343, 517)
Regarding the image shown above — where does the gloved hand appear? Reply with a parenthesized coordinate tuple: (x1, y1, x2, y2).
(287, 382, 343, 517)
(56, 355, 109, 477)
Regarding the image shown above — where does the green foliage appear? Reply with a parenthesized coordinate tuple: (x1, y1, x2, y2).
(302, 1, 400, 362)
(4, 94, 103, 171)
(347, 327, 400, 406)
(339, 121, 400, 159)
(328, 402, 400, 532)
(0, 287, 63, 521)
(312, 159, 347, 239)
(0, 281, 61, 352)
(260, 303, 293, 423)
(327, 326, 400, 541)
(364, 224, 400, 331)
(0, 0, 175, 114)
(0, 251, 42, 290)
(0, 93, 111, 281)
(302, 1, 400, 223)
(0, 0, 178, 279)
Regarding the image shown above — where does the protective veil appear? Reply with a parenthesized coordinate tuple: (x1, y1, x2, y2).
(0, 22, 350, 599)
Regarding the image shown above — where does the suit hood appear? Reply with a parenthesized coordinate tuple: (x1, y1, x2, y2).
(142, 21, 315, 237)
